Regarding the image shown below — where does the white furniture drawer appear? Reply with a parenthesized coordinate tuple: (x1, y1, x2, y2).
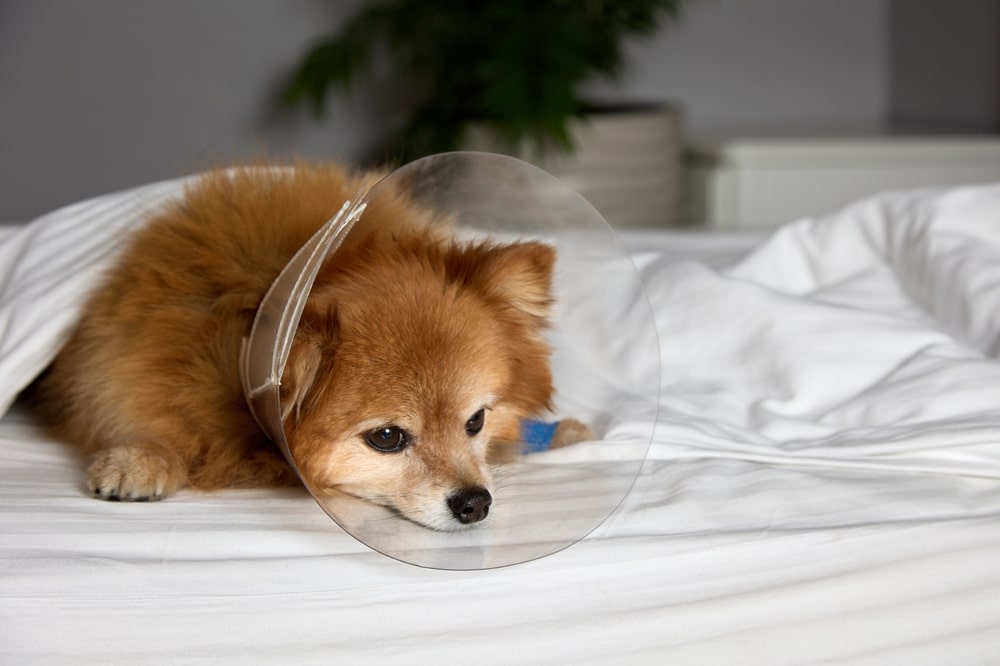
(686, 136, 1000, 229)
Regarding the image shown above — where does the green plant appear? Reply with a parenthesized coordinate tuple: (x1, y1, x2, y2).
(281, 0, 684, 163)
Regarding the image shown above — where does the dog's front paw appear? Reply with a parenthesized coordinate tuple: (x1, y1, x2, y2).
(87, 445, 186, 501)
(550, 418, 598, 450)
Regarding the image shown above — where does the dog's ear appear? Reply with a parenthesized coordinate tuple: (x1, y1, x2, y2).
(279, 326, 326, 424)
(466, 241, 556, 320)
(465, 240, 557, 419)
(279, 285, 343, 423)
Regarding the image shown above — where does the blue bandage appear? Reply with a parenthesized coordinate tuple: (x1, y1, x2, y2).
(521, 419, 559, 453)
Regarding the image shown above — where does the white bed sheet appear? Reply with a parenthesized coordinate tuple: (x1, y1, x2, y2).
(3, 180, 1000, 664)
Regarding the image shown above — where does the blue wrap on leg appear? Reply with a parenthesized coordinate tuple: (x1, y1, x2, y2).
(520, 419, 559, 453)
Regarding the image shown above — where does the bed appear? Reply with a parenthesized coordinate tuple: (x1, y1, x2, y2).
(2, 176, 1000, 664)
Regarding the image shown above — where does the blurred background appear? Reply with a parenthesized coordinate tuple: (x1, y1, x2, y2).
(2, 0, 998, 227)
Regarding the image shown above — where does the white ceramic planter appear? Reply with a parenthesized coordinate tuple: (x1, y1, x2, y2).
(464, 105, 682, 228)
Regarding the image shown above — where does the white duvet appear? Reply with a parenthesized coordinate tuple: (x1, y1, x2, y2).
(2, 179, 1000, 664)
(646, 186, 1000, 477)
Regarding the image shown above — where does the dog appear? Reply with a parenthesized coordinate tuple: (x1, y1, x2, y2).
(30, 161, 587, 531)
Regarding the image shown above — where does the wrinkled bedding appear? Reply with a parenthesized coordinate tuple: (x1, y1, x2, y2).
(2, 179, 1000, 664)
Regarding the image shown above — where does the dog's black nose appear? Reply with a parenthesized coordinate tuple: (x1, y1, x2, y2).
(448, 487, 492, 524)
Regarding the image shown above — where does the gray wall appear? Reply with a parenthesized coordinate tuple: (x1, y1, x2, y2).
(889, 0, 1000, 131)
(1, 0, 996, 221)
(585, 0, 891, 135)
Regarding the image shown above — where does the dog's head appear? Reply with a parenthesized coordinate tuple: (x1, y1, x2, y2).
(280, 236, 555, 530)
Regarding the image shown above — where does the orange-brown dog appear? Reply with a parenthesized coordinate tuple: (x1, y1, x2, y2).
(32, 162, 574, 530)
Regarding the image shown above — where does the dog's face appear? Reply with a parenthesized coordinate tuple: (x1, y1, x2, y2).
(280, 238, 555, 530)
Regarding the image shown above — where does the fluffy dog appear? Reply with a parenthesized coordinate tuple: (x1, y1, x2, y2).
(31, 162, 567, 530)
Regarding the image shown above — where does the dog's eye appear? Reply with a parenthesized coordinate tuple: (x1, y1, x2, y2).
(465, 409, 485, 436)
(365, 426, 409, 452)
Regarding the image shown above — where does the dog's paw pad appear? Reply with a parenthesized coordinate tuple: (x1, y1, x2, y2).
(550, 418, 598, 450)
(87, 446, 184, 502)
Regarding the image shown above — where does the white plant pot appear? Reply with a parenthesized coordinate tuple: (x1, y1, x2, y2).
(464, 105, 682, 228)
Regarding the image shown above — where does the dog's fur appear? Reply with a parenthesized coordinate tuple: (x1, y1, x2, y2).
(30, 162, 562, 530)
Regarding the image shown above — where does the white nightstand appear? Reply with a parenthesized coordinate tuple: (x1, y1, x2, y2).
(684, 135, 1000, 230)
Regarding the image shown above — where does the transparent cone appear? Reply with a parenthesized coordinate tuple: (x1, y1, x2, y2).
(241, 152, 659, 569)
